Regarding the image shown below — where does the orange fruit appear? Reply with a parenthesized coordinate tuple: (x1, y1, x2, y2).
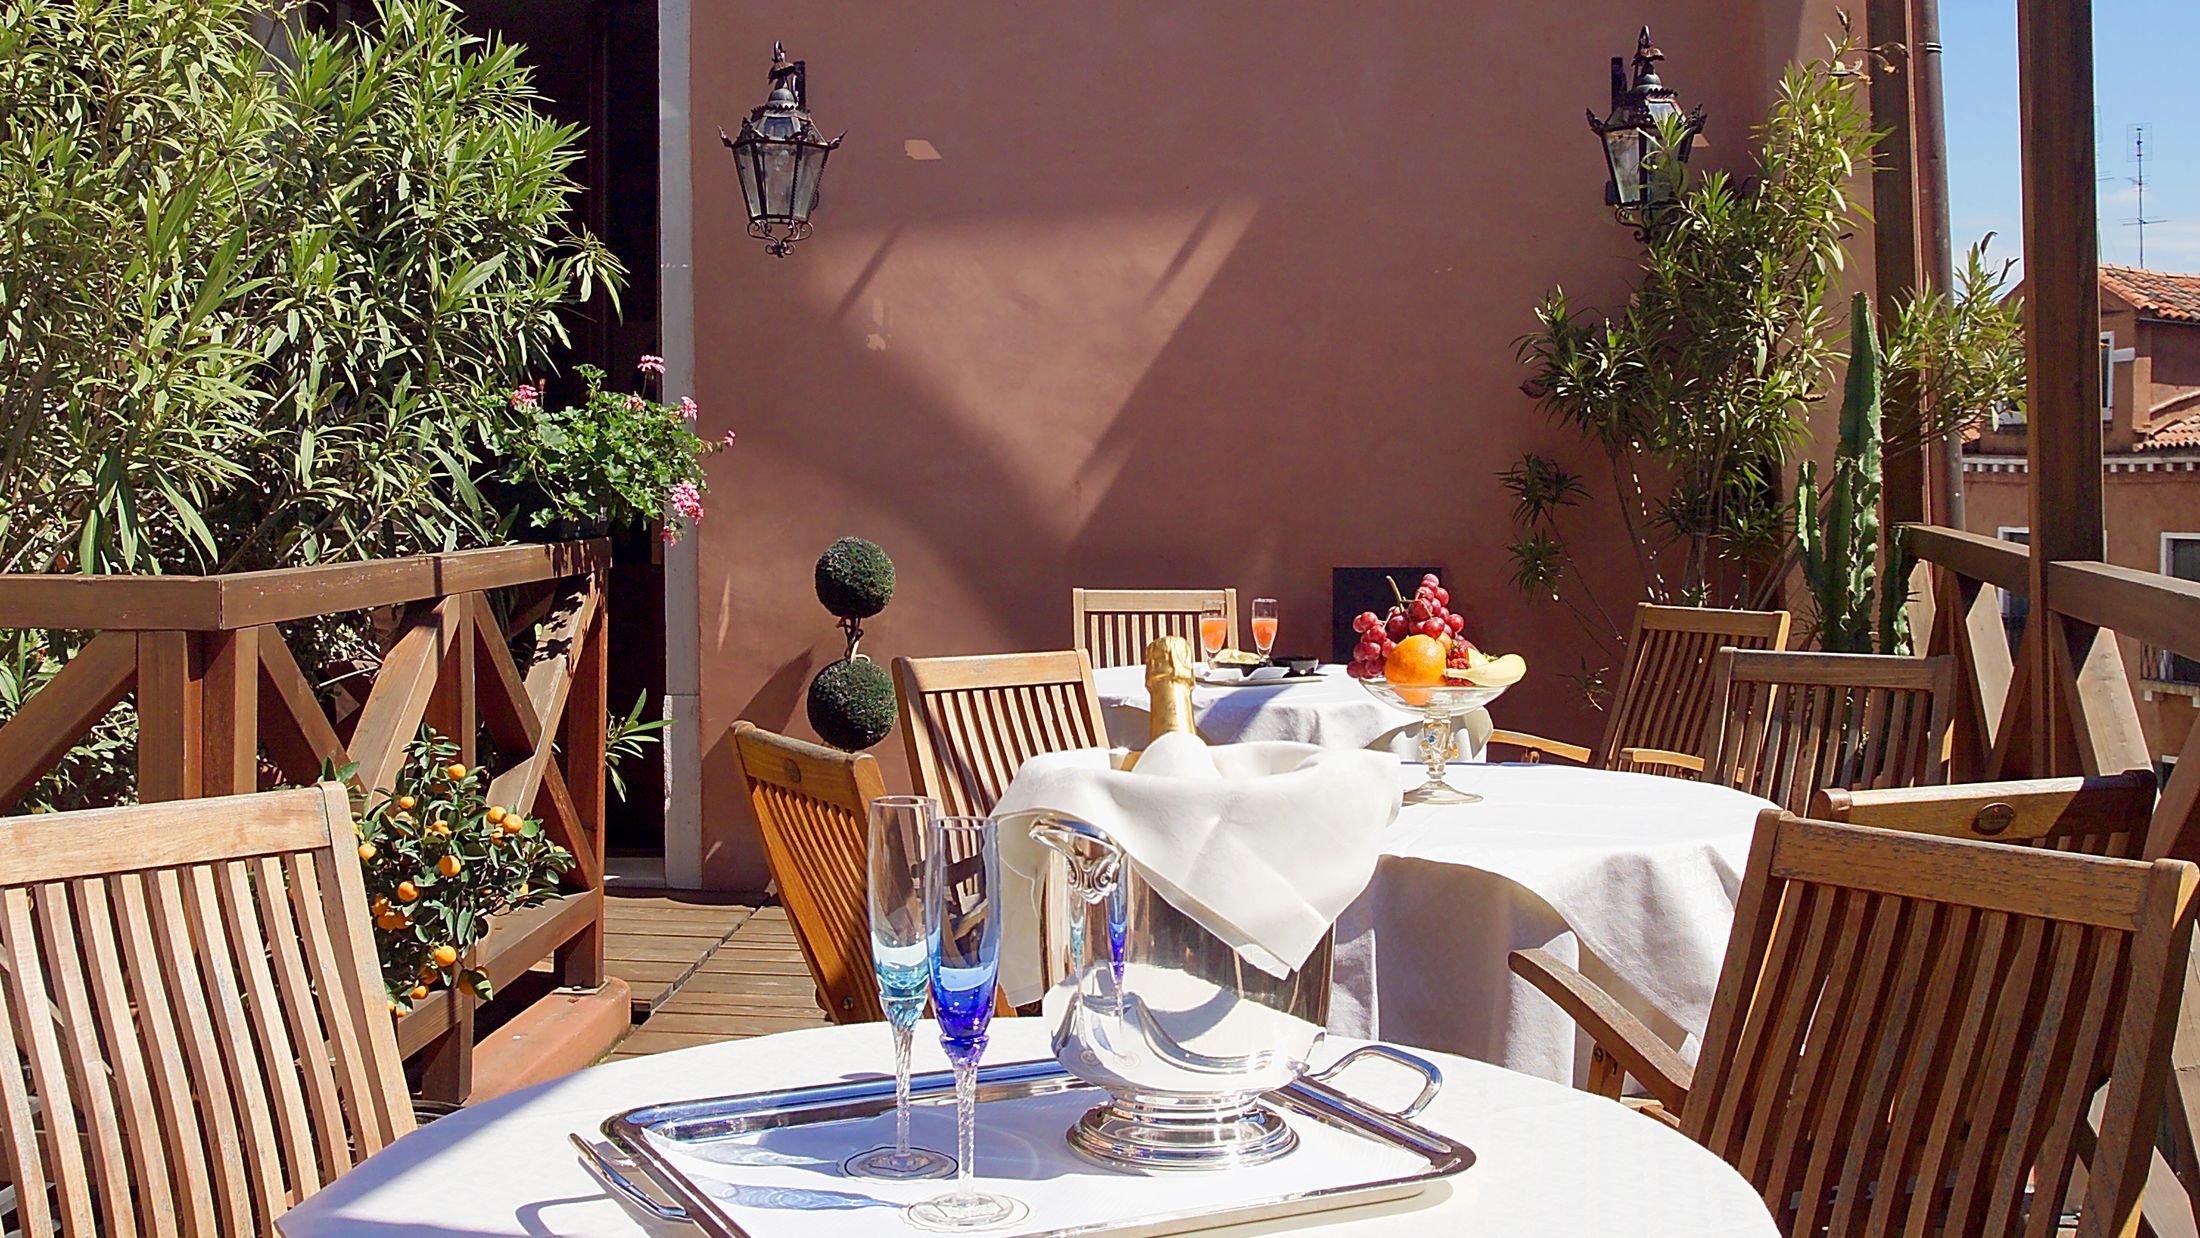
(396, 881, 420, 902)
(376, 910, 407, 931)
(486, 805, 507, 824)
(357, 842, 376, 862)
(501, 817, 524, 836)
(428, 820, 450, 837)
(437, 855, 462, 878)
(1383, 635, 1447, 686)
(409, 984, 430, 1002)
(432, 944, 459, 968)
(397, 795, 416, 811)
(446, 763, 468, 780)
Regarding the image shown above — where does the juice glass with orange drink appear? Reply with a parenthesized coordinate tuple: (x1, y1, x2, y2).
(1250, 598, 1278, 658)
(1198, 611, 1229, 665)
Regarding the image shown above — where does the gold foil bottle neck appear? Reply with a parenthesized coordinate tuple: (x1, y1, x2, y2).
(1121, 635, 1196, 772)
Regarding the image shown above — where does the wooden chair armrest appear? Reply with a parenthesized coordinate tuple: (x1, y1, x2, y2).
(1486, 729, 1593, 765)
(1508, 947, 1693, 1113)
(1613, 746, 1706, 777)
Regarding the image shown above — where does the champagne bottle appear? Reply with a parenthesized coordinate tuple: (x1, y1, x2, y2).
(1120, 635, 1197, 772)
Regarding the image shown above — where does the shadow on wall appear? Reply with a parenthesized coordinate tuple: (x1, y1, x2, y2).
(689, 1, 1816, 886)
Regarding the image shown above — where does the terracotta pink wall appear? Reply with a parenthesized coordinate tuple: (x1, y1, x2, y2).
(687, 2, 1843, 887)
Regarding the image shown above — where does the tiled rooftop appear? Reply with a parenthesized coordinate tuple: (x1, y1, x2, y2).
(2102, 264, 2200, 323)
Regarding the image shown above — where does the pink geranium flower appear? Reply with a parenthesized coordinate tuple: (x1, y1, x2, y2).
(678, 396, 699, 421)
(637, 354, 667, 376)
(625, 394, 646, 412)
(668, 481, 705, 523)
(510, 383, 540, 410)
(720, 430, 737, 448)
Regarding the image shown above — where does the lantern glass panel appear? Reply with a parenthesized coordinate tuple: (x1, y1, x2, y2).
(734, 142, 765, 223)
(791, 144, 830, 220)
(761, 145, 797, 218)
(1605, 128, 1644, 207)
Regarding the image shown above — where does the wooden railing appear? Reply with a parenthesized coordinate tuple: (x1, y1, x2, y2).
(1906, 522, 2200, 1223)
(0, 540, 612, 1103)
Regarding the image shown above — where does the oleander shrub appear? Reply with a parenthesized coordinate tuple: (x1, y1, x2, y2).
(0, 0, 624, 806)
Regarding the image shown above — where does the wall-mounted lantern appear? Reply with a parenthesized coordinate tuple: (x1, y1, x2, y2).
(719, 42, 843, 257)
(1587, 27, 1705, 229)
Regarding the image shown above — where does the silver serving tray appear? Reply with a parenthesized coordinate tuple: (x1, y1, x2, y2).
(580, 1050, 1473, 1237)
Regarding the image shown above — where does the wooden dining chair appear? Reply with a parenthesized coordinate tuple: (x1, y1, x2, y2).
(0, 784, 413, 1237)
(1487, 602, 1791, 772)
(1812, 768, 2157, 860)
(1071, 588, 1237, 669)
(893, 651, 1109, 817)
(1627, 649, 1956, 815)
(1513, 809, 2198, 1237)
(731, 721, 888, 1025)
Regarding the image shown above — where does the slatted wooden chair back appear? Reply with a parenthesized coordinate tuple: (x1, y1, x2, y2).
(1702, 649, 1955, 814)
(893, 651, 1109, 817)
(1812, 768, 2157, 861)
(1596, 603, 1792, 768)
(731, 722, 888, 1025)
(1071, 588, 1237, 669)
(1686, 810, 2196, 1237)
(0, 784, 413, 1237)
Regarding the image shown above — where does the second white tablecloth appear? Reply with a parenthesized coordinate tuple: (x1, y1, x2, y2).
(1329, 762, 1776, 1086)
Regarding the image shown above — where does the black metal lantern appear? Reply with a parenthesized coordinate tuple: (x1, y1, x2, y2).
(1587, 27, 1705, 227)
(719, 43, 843, 257)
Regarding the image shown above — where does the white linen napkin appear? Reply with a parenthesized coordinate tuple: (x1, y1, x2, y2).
(993, 733, 1400, 1006)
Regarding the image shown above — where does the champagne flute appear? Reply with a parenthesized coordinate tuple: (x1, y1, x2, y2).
(906, 817, 1026, 1232)
(843, 797, 956, 1181)
(1251, 597, 1279, 660)
(1197, 610, 1229, 668)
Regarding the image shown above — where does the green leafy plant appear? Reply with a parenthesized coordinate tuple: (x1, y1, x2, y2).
(0, 0, 622, 578)
(1504, 24, 2021, 686)
(489, 359, 729, 541)
(606, 690, 672, 804)
(0, 0, 626, 807)
(1508, 30, 1878, 634)
(348, 731, 573, 1009)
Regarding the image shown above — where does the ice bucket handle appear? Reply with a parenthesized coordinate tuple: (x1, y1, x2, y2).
(1305, 1045, 1443, 1121)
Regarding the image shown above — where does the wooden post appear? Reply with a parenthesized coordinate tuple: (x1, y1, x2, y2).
(424, 594, 477, 768)
(136, 632, 203, 802)
(1869, 0, 1926, 529)
(2018, 0, 2102, 777)
(202, 627, 260, 797)
(556, 574, 610, 991)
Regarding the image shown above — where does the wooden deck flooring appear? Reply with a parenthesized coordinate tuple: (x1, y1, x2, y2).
(602, 888, 831, 1060)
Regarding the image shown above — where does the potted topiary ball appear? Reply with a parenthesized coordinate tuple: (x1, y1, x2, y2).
(806, 538, 899, 751)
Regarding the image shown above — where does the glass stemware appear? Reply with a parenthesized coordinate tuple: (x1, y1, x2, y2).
(906, 816, 1026, 1232)
(842, 796, 956, 1181)
(1250, 597, 1278, 659)
(1198, 610, 1229, 667)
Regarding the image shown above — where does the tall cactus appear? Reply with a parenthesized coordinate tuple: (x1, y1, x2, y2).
(1796, 292, 1908, 653)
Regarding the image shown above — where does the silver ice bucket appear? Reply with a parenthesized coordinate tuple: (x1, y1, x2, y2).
(1024, 812, 1333, 1171)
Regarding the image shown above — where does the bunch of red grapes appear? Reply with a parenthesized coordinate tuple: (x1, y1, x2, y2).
(1345, 574, 1471, 680)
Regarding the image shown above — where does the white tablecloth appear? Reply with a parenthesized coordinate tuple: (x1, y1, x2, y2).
(1093, 663, 1436, 751)
(278, 1020, 1774, 1236)
(1330, 763, 1775, 1086)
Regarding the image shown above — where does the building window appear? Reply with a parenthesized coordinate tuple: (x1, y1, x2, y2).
(2160, 535, 2200, 684)
(1999, 527, 2029, 653)
(2101, 331, 2137, 421)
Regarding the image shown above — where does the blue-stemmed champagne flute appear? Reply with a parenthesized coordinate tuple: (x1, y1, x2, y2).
(843, 796, 956, 1181)
(906, 816, 1026, 1232)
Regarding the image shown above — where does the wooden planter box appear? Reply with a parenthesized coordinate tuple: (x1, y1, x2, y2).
(0, 541, 618, 1102)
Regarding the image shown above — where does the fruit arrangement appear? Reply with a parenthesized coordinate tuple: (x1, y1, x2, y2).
(1346, 573, 1526, 690)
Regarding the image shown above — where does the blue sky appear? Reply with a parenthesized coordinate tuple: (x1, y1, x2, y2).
(1944, 0, 2200, 273)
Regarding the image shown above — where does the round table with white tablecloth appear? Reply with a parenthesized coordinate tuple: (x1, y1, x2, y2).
(1329, 761, 1777, 1087)
(1092, 662, 1471, 754)
(277, 1019, 1775, 1237)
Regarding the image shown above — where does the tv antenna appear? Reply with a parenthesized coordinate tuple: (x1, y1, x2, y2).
(2125, 124, 2167, 267)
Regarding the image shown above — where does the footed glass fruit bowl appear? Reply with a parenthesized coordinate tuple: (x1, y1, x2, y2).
(1357, 679, 1510, 805)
